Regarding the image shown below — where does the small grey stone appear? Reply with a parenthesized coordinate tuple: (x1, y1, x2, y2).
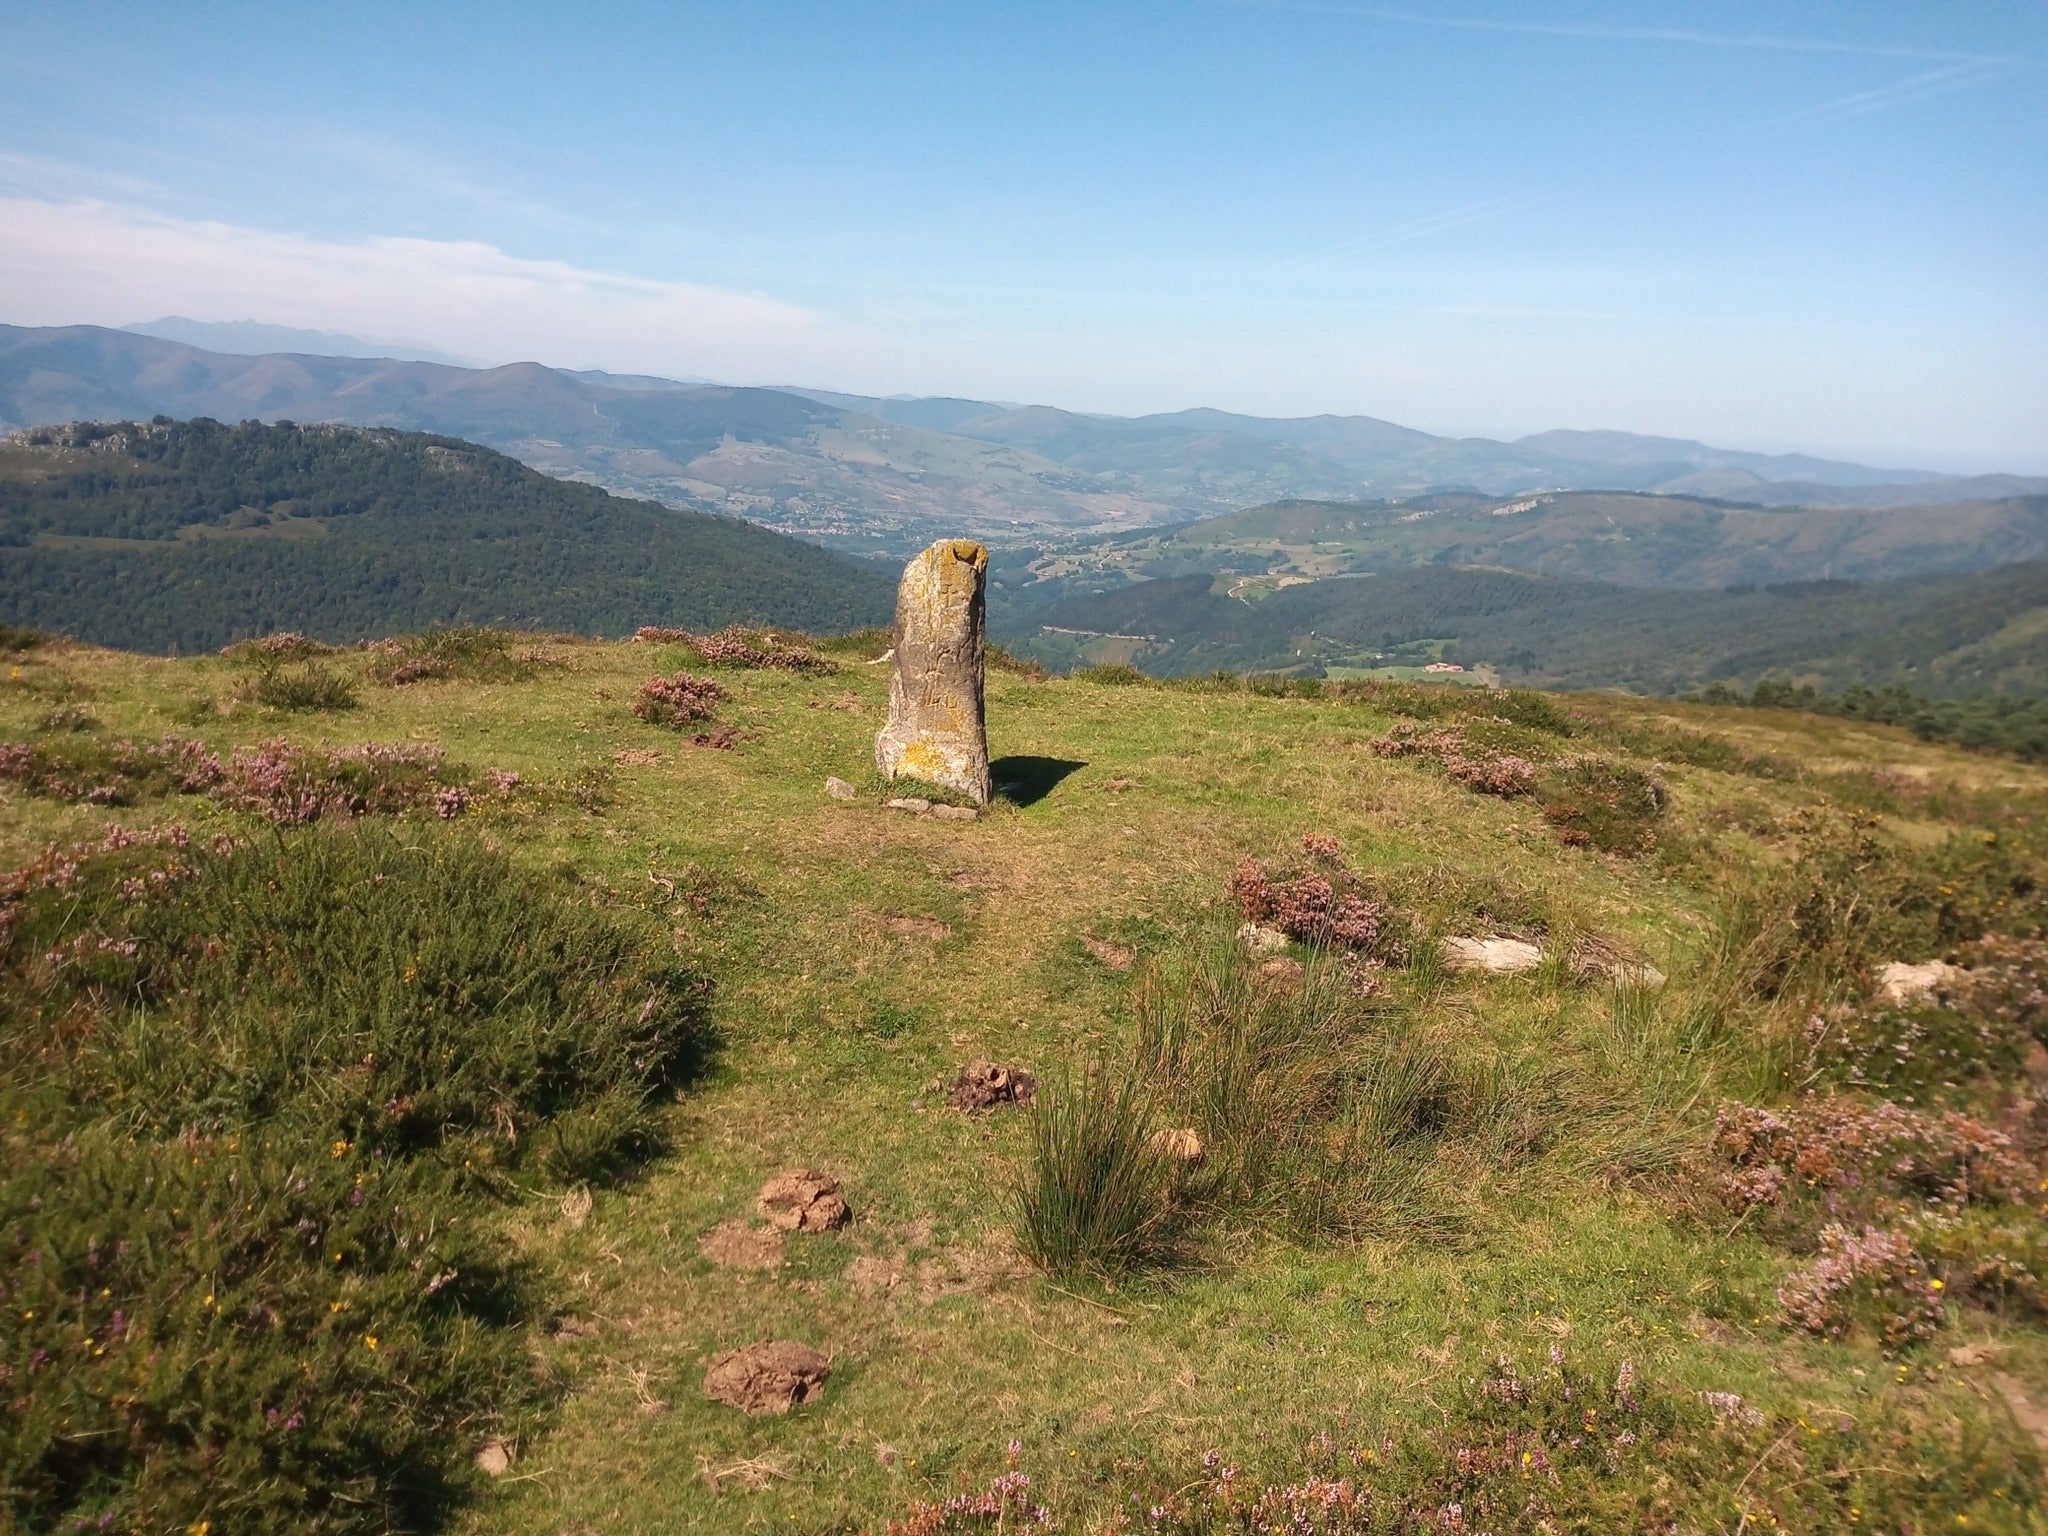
(1236, 922, 1290, 955)
(885, 796, 931, 813)
(474, 1440, 513, 1476)
(930, 803, 977, 821)
(824, 776, 856, 800)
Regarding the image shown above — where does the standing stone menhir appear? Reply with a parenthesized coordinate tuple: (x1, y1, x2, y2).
(875, 538, 991, 806)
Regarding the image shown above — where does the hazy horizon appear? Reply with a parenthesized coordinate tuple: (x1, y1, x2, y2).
(4, 2, 2042, 471)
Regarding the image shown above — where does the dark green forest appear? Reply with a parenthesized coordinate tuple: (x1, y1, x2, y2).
(0, 419, 893, 650)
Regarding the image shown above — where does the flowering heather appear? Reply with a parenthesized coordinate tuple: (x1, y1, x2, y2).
(0, 734, 223, 805)
(1711, 1096, 2029, 1215)
(1123, 1350, 1755, 1535)
(1952, 935, 2048, 1042)
(1230, 854, 1386, 950)
(634, 670, 726, 729)
(1370, 725, 1537, 798)
(218, 739, 472, 825)
(885, 1469, 1052, 1533)
(1779, 1224, 1944, 1347)
(0, 823, 200, 947)
(221, 631, 338, 660)
(690, 624, 835, 674)
(631, 625, 694, 644)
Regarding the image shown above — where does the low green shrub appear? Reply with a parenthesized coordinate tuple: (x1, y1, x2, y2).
(1069, 662, 1148, 686)
(0, 824, 707, 1531)
(235, 661, 360, 712)
(985, 643, 1047, 679)
(1540, 756, 1665, 853)
(221, 632, 340, 662)
(367, 628, 535, 686)
(0, 623, 48, 652)
(1709, 811, 2045, 999)
(35, 705, 98, 733)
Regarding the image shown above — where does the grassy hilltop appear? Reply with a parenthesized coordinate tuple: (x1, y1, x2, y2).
(5, 628, 2048, 1532)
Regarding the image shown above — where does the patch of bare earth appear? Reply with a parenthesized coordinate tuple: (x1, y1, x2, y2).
(698, 1220, 786, 1271)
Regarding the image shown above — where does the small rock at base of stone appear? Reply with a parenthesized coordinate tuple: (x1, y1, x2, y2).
(824, 776, 856, 800)
(885, 796, 931, 813)
(930, 803, 977, 821)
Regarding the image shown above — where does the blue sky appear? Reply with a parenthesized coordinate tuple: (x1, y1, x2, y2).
(2, 1, 2042, 468)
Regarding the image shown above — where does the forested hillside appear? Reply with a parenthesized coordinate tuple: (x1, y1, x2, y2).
(0, 419, 894, 650)
(1017, 559, 2048, 698)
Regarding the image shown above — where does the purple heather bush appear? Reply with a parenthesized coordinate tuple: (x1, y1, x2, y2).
(633, 670, 726, 729)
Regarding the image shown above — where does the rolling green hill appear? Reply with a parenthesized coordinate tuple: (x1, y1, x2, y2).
(0, 418, 894, 651)
(1015, 559, 2048, 698)
(1008, 491, 2048, 597)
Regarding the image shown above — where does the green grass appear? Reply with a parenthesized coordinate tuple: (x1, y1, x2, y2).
(0, 824, 705, 1531)
(3, 632, 2047, 1532)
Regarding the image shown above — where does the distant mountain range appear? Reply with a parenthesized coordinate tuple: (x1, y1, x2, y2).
(120, 317, 482, 369)
(4, 325, 2039, 556)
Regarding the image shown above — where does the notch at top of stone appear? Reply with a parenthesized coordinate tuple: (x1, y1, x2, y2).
(874, 538, 991, 806)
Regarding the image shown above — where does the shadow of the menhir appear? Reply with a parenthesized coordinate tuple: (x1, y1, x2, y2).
(991, 755, 1087, 807)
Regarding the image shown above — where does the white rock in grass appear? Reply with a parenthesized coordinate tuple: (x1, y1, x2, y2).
(1877, 959, 1958, 1005)
(1440, 936, 1543, 974)
(1236, 922, 1290, 955)
(1612, 961, 1668, 989)
(824, 776, 856, 800)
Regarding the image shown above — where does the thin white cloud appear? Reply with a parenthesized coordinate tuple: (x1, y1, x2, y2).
(1275, 190, 1562, 270)
(1773, 58, 2026, 124)
(0, 196, 910, 383)
(1242, 1, 2023, 66)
